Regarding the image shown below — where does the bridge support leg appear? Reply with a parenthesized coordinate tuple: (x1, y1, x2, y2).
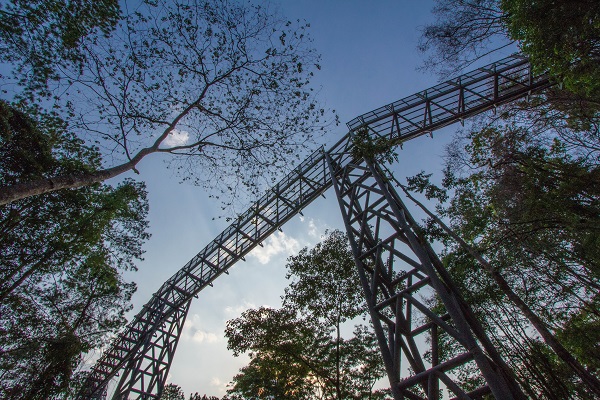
(326, 153, 525, 400)
(112, 300, 191, 400)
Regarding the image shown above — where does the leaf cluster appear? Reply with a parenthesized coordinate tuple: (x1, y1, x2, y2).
(225, 231, 388, 399)
(0, 102, 150, 399)
(503, 0, 600, 98)
(0, 0, 121, 95)
(351, 128, 399, 165)
(407, 116, 600, 397)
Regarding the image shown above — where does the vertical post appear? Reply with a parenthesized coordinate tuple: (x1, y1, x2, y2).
(325, 150, 525, 399)
(112, 300, 191, 400)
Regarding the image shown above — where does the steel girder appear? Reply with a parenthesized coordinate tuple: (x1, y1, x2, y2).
(112, 300, 191, 399)
(78, 54, 551, 399)
(325, 154, 525, 400)
(79, 300, 191, 400)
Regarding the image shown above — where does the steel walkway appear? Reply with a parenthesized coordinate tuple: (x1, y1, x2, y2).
(79, 54, 551, 399)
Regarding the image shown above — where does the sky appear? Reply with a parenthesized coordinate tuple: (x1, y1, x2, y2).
(92, 1, 514, 397)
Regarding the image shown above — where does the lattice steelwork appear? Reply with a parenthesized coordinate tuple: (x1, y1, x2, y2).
(78, 55, 551, 399)
(325, 154, 525, 399)
(112, 300, 190, 399)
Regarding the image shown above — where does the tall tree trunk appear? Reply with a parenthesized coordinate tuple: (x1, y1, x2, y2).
(0, 159, 138, 206)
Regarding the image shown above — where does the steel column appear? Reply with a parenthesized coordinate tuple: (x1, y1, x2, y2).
(112, 300, 191, 399)
(325, 152, 525, 400)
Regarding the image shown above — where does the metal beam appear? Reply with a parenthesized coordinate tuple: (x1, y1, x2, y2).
(325, 154, 526, 399)
(78, 54, 551, 399)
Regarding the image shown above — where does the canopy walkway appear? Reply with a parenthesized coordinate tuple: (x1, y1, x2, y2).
(79, 55, 552, 400)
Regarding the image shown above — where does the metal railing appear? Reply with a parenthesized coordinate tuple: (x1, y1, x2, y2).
(79, 54, 552, 399)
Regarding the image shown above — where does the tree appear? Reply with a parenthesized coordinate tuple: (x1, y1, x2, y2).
(0, 101, 149, 399)
(404, 118, 600, 398)
(420, 0, 600, 98)
(189, 394, 220, 400)
(417, 3, 600, 396)
(225, 307, 325, 399)
(502, 0, 600, 97)
(225, 231, 387, 399)
(160, 383, 185, 400)
(0, 0, 330, 210)
(418, 0, 510, 76)
(228, 353, 316, 400)
(0, 0, 121, 95)
(284, 230, 366, 398)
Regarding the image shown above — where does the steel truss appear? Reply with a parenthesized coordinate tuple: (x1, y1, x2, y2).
(112, 300, 190, 399)
(78, 55, 551, 399)
(326, 153, 525, 399)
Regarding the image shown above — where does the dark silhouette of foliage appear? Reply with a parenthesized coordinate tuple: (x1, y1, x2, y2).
(0, 0, 331, 212)
(0, 101, 149, 399)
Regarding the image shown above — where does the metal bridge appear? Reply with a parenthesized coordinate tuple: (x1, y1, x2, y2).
(79, 55, 552, 400)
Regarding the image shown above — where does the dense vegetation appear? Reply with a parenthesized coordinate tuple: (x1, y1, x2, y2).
(224, 231, 388, 399)
(0, 102, 149, 398)
(0, 0, 326, 397)
(414, 0, 600, 398)
(1, 0, 599, 398)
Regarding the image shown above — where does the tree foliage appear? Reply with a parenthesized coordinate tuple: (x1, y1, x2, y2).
(417, 3, 600, 396)
(0, 0, 121, 94)
(0, 101, 149, 399)
(406, 109, 600, 397)
(160, 383, 186, 400)
(502, 0, 600, 97)
(419, 0, 510, 76)
(0, 0, 330, 211)
(420, 0, 600, 98)
(225, 231, 388, 399)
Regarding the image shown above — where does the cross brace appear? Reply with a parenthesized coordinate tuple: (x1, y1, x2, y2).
(78, 55, 551, 399)
(325, 154, 525, 400)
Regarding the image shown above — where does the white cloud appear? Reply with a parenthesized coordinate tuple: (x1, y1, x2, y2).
(299, 216, 326, 240)
(163, 129, 190, 147)
(248, 231, 300, 264)
(182, 313, 222, 344)
(211, 377, 224, 387)
(191, 330, 219, 343)
(224, 301, 257, 317)
(307, 218, 319, 238)
(210, 377, 230, 394)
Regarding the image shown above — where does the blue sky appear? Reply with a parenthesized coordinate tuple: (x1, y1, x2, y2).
(90, 1, 515, 397)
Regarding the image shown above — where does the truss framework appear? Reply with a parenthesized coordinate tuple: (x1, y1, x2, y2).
(78, 55, 551, 399)
(326, 154, 525, 400)
(112, 300, 190, 399)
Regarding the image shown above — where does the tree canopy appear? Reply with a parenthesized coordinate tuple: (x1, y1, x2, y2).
(416, 1, 600, 397)
(0, 0, 121, 94)
(502, 0, 600, 97)
(0, 101, 149, 399)
(420, 0, 600, 98)
(403, 107, 600, 397)
(0, 0, 331, 211)
(225, 231, 389, 399)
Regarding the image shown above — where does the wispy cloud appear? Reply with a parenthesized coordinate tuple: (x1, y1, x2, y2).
(249, 231, 300, 264)
(224, 301, 257, 317)
(163, 129, 190, 147)
(211, 377, 226, 388)
(182, 314, 222, 344)
(307, 218, 319, 238)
